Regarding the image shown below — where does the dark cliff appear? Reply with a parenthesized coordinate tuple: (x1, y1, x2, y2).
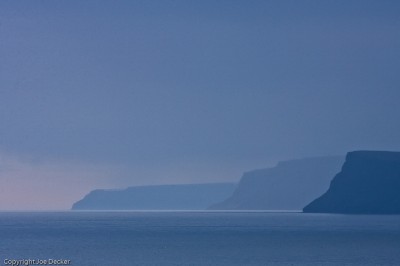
(72, 183, 236, 210)
(303, 151, 400, 214)
(209, 156, 344, 210)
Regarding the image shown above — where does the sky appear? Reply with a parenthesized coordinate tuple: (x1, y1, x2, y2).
(0, 0, 400, 210)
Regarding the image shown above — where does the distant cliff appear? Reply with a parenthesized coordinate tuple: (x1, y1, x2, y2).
(303, 151, 400, 214)
(72, 183, 236, 210)
(209, 156, 344, 210)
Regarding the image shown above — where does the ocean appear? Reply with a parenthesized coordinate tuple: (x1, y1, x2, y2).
(0, 212, 399, 266)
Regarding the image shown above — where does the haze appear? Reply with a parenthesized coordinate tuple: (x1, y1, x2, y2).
(0, 0, 400, 210)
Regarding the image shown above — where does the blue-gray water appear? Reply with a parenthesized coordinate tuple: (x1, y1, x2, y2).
(1, 212, 400, 266)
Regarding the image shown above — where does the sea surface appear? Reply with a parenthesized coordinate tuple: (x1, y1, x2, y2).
(0, 212, 400, 266)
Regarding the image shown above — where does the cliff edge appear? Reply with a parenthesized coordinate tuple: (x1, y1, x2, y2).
(209, 156, 344, 210)
(303, 151, 400, 214)
(72, 183, 236, 210)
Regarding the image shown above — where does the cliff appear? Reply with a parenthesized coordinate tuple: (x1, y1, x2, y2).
(209, 156, 344, 210)
(72, 183, 236, 210)
(303, 151, 400, 214)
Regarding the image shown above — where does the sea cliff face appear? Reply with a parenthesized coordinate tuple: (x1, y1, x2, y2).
(209, 156, 344, 210)
(72, 183, 236, 210)
(303, 151, 400, 214)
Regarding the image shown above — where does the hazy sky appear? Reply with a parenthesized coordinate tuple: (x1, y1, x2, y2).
(1, 0, 400, 209)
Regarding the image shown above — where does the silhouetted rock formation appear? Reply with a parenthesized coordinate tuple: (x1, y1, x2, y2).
(303, 151, 400, 214)
(72, 183, 236, 210)
(209, 156, 344, 210)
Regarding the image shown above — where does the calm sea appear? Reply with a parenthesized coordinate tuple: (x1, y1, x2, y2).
(0, 212, 399, 266)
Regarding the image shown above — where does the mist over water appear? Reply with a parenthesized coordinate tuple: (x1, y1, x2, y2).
(1, 1, 400, 264)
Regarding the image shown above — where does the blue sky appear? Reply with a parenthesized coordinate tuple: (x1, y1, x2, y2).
(0, 0, 400, 209)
